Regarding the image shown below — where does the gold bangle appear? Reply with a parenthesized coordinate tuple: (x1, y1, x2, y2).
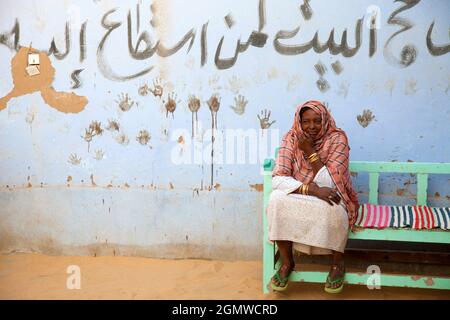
(308, 153, 319, 162)
(300, 184, 306, 194)
(309, 153, 319, 163)
(309, 155, 319, 164)
(299, 184, 309, 195)
(307, 152, 318, 160)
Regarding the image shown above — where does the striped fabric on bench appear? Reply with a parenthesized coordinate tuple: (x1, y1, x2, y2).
(355, 204, 450, 230)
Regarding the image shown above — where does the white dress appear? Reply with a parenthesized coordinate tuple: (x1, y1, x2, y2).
(266, 166, 349, 254)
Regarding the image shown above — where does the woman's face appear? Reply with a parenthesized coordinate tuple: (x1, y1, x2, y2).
(300, 108, 322, 139)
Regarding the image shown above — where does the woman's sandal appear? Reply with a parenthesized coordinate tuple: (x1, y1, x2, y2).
(324, 266, 345, 294)
(270, 267, 292, 292)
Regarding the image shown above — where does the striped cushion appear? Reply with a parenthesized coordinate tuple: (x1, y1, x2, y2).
(355, 204, 450, 230)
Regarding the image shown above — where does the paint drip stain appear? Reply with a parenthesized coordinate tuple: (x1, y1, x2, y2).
(207, 95, 220, 188)
(90, 174, 97, 186)
(0, 47, 88, 113)
(188, 95, 201, 138)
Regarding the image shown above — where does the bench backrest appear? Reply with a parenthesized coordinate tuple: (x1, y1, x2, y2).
(264, 147, 450, 206)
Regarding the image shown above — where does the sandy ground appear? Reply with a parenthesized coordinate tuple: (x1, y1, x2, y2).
(0, 253, 449, 300)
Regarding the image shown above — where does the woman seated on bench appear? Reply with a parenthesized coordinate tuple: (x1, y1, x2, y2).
(267, 100, 359, 293)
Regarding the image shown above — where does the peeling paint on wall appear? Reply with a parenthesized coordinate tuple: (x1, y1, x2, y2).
(0, 47, 88, 113)
(249, 183, 263, 192)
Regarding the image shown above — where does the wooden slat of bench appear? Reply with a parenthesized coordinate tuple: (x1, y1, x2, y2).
(349, 161, 450, 174)
(271, 147, 450, 174)
(348, 228, 450, 244)
(288, 271, 450, 290)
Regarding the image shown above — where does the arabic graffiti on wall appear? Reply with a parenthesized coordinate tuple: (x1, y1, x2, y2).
(1, 0, 448, 83)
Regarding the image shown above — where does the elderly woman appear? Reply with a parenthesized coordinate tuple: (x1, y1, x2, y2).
(267, 100, 359, 293)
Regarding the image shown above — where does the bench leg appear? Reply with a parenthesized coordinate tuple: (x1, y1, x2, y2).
(263, 238, 275, 293)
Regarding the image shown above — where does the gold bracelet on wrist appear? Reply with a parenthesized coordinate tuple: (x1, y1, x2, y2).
(299, 184, 309, 195)
(307, 152, 318, 160)
(309, 155, 319, 163)
(310, 155, 319, 163)
(307, 152, 319, 164)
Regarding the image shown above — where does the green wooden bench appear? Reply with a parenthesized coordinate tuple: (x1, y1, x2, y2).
(262, 150, 450, 292)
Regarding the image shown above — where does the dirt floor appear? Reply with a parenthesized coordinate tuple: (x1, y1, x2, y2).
(0, 253, 449, 300)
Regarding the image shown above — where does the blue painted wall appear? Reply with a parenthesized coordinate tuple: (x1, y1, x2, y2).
(0, 0, 449, 259)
